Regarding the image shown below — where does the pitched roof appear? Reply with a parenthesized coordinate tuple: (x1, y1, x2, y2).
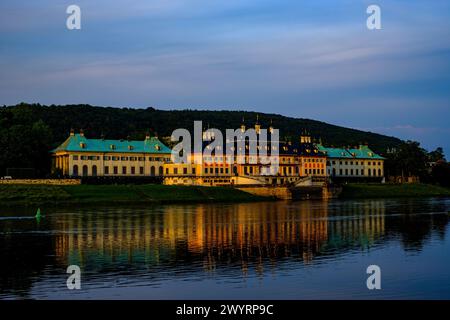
(316, 144, 384, 160)
(52, 134, 172, 154)
(347, 145, 385, 160)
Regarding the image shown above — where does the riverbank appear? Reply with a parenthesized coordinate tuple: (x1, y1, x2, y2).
(0, 184, 269, 206)
(340, 183, 450, 199)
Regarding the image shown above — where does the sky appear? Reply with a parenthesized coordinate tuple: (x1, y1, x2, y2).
(0, 0, 449, 155)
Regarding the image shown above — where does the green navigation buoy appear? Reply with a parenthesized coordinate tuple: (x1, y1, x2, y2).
(35, 208, 42, 220)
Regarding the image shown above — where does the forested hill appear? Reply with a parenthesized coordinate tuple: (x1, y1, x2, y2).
(0, 103, 402, 175)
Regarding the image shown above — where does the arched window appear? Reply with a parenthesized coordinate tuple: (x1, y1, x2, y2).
(150, 166, 156, 176)
(378, 169, 382, 176)
(159, 166, 163, 176)
(82, 165, 88, 176)
(92, 165, 97, 176)
(373, 169, 377, 176)
(73, 165, 79, 176)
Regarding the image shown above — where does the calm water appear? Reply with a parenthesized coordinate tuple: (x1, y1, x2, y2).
(1, 198, 449, 299)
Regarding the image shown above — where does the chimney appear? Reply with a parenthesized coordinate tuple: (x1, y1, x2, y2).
(70, 128, 75, 136)
(145, 132, 150, 140)
(79, 129, 84, 137)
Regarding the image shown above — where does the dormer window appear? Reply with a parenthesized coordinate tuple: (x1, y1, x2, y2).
(110, 144, 116, 150)
(128, 145, 134, 150)
(155, 144, 161, 151)
(79, 142, 86, 149)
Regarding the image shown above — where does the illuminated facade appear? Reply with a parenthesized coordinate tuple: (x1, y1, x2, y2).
(316, 144, 385, 182)
(52, 130, 171, 177)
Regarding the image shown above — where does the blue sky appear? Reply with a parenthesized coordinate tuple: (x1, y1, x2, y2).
(1, 0, 449, 154)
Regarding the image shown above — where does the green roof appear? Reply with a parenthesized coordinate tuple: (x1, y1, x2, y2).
(52, 134, 172, 154)
(316, 144, 384, 160)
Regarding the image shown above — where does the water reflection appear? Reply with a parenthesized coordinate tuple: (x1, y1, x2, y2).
(0, 198, 449, 299)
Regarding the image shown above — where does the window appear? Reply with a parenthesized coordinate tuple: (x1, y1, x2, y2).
(345, 169, 348, 175)
(355, 169, 358, 175)
(220, 168, 224, 174)
(82, 165, 88, 176)
(130, 157, 136, 161)
(103, 156, 110, 161)
(139, 157, 145, 161)
(150, 166, 155, 176)
(92, 165, 97, 176)
(215, 168, 219, 174)
(378, 169, 382, 176)
(183, 168, 187, 175)
(114, 166, 118, 174)
(122, 166, 127, 174)
(204, 168, 208, 174)
(73, 165, 79, 176)
(112, 156, 119, 161)
(121, 157, 128, 161)
(192, 168, 196, 174)
(159, 166, 163, 175)
(350, 169, 353, 175)
(339, 169, 343, 175)
(81, 156, 88, 160)
(104, 166, 109, 174)
(131, 167, 135, 175)
(166, 168, 169, 174)
(140, 167, 144, 174)
(73, 155, 79, 160)
(174, 168, 178, 174)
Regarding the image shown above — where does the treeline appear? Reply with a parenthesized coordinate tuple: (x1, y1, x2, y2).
(0, 103, 445, 183)
(384, 141, 449, 187)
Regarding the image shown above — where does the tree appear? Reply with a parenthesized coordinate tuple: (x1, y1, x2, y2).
(428, 147, 446, 162)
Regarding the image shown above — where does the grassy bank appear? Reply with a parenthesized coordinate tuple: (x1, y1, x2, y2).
(0, 184, 268, 206)
(340, 183, 450, 199)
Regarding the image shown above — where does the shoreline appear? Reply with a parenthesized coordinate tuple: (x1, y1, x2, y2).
(339, 183, 450, 199)
(0, 183, 449, 207)
(0, 184, 271, 207)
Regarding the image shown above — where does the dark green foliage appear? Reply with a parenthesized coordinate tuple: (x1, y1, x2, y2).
(431, 161, 450, 187)
(384, 141, 429, 178)
(0, 103, 403, 176)
(0, 184, 265, 206)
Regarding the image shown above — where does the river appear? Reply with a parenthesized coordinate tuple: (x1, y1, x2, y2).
(1, 197, 449, 299)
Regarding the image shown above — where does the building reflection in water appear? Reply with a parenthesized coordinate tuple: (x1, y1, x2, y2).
(1, 198, 449, 297)
(53, 201, 387, 275)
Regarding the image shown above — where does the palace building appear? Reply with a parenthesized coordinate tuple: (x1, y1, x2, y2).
(51, 124, 384, 186)
(316, 144, 385, 182)
(52, 130, 171, 177)
(163, 121, 327, 186)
